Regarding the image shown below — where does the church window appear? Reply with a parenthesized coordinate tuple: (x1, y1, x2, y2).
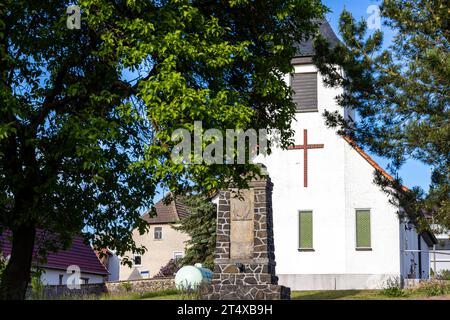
(356, 210, 371, 249)
(299, 211, 313, 250)
(292, 72, 318, 112)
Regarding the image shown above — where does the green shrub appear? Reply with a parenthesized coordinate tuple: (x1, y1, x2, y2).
(380, 277, 407, 297)
(30, 274, 45, 300)
(437, 269, 450, 281)
(415, 279, 450, 296)
(178, 282, 209, 300)
(139, 289, 179, 299)
(0, 254, 6, 283)
(120, 282, 133, 292)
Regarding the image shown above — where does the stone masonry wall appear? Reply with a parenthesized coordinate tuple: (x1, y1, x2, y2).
(206, 171, 290, 300)
(106, 277, 175, 295)
(27, 277, 175, 299)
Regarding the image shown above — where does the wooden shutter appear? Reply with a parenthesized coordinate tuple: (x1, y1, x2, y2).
(292, 72, 318, 112)
(299, 211, 313, 249)
(356, 210, 371, 248)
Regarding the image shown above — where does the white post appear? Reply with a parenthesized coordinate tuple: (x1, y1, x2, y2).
(433, 244, 437, 279)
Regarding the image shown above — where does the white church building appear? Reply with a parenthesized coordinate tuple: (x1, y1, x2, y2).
(255, 21, 436, 290)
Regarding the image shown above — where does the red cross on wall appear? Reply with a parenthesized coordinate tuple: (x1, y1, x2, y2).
(288, 129, 324, 188)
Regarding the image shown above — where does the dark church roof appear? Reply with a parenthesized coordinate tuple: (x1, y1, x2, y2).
(0, 230, 108, 275)
(293, 20, 340, 57)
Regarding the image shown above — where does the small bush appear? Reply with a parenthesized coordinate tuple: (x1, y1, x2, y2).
(30, 274, 45, 300)
(380, 277, 407, 297)
(415, 279, 450, 297)
(437, 269, 450, 281)
(0, 254, 6, 284)
(121, 282, 133, 292)
(178, 282, 209, 300)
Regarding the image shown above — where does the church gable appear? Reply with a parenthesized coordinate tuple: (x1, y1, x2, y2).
(342, 136, 409, 192)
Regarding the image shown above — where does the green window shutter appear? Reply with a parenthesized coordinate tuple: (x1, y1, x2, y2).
(356, 210, 371, 248)
(299, 211, 313, 249)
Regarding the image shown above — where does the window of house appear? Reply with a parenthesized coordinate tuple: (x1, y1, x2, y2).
(356, 209, 371, 249)
(80, 277, 89, 284)
(154, 226, 162, 240)
(59, 274, 64, 285)
(173, 251, 184, 263)
(133, 255, 142, 266)
(299, 211, 313, 250)
(291, 72, 318, 112)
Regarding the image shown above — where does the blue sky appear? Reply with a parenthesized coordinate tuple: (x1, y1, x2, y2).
(322, 0, 432, 192)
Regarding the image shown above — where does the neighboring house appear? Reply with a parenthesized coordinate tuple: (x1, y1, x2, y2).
(249, 20, 437, 290)
(0, 231, 108, 285)
(118, 196, 190, 280)
(430, 229, 450, 274)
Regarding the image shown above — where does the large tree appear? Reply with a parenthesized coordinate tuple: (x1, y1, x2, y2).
(313, 0, 449, 229)
(0, 0, 326, 299)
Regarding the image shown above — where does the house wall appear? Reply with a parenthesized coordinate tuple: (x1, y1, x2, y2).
(400, 221, 430, 280)
(255, 64, 406, 290)
(41, 269, 105, 285)
(119, 223, 190, 280)
(341, 141, 402, 288)
(107, 253, 120, 281)
(421, 237, 430, 278)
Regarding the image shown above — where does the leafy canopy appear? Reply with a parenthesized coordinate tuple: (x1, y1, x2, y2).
(0, 0, 326, 258)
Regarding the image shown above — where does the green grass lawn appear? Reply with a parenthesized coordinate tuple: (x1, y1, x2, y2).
(53, 289, 450, 300)
(141, 290, 450, 300)
(143, 294, 182, 300)
(64, 286, 449, 300)
(291, 290, 450, 300)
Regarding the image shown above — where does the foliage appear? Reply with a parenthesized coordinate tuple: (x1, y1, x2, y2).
(0, 0, 327, 298)
(380, 277, 407, 297)
(137, 289, 180, 300)
(30, 273, 45, 300)
(178, 282, 210, 300)
(437, 269, 450, 281)
(120, 282, 133, 293)
(0, 254, 5, 284)
(173, 195, 217, 270)
(415, 279, 450, 297)
(313, 0, 449, 229)
(154, 258, 181, 278)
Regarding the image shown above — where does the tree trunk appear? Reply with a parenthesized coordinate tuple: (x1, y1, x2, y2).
(0, 224, 36, 300)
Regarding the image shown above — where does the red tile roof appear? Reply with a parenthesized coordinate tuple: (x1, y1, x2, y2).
(0, 230, 108, 275)
(141, 195, 190, 224)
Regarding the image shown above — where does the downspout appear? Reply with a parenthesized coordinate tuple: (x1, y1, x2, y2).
(417, 234, 422, 279)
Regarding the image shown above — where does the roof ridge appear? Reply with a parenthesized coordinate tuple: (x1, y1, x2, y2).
(172, 196, 180, 221)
